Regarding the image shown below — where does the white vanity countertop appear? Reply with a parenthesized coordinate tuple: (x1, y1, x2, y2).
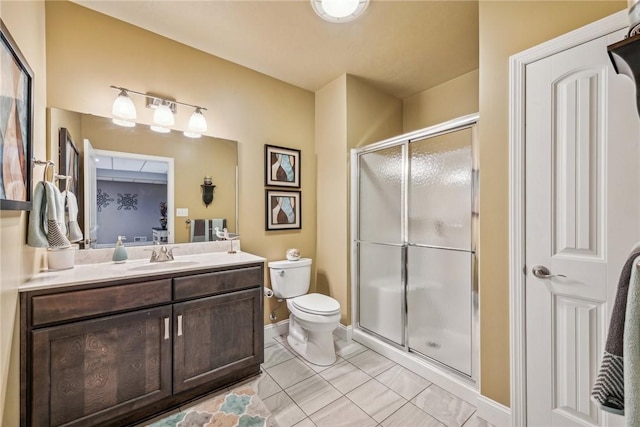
(20, 251, 266, 292)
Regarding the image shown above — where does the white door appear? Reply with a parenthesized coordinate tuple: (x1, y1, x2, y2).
(525, 28, 640, 426)
(83, 138, 98, 249)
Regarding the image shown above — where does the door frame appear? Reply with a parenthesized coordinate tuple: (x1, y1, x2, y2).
(508, 10, 627, 427)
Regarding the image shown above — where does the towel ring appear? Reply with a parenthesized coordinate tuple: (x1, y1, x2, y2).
(54, 174, 72, 192)
(42, 161, 55, 182)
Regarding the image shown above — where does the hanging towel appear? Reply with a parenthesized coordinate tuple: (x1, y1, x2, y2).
(45, 182, 71, 248)
(61, 190, 83, 243)
(625, 259, 640, 426)
(189, 219, 226, 242)
(211, 218, 226, 236)
(27, 182, 48, 247)
(592, 247, 640, 414)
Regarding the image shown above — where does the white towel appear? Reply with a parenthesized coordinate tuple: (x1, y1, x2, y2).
(625, 259, 640, 426)
(61, 190, 83, 243)
(44, 182, 71, 248)
(27, 182, 48, 247)
(189, 218, 226, 242)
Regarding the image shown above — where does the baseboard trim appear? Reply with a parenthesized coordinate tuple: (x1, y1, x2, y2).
(476, 395, 511, 427)
(334, 323, 353, 341)
(264, 319, 289, 342)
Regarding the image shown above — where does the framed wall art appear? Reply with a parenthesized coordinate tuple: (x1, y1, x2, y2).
(0, 18, 34, 211)
(59, 128, 79, 196)
(265, 144, 300, 188)
(265, 190, 301, 230)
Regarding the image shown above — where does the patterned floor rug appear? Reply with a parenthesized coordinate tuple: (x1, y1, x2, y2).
(148, 383, 278, 427)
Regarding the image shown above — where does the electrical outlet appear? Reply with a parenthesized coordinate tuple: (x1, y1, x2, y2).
(176, 208, 188, 217)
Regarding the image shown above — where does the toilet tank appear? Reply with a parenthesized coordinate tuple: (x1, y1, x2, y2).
(268, 258, 312, 298)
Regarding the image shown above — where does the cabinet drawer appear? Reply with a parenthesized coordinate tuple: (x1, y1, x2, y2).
(174, 265, 262, 300)
(31, 279, 172, 326)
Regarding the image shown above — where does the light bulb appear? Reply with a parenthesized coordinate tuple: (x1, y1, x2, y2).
(112, 89, 137, 120)
(321, 0, 359, 18)
(150, 125, 170, 133)
(183, 131, 202, 139)
(112, 118, 136, 128)
(311, 0, 368, 22)
(188, 108, 208, 133)
(153, 102, 175, 127)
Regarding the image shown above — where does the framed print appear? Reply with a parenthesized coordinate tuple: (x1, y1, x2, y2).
(0, 18, 34, 211)
(265, 190, 301, 230)
(265, 144, 300, 188)
(59, 128, 80, 196)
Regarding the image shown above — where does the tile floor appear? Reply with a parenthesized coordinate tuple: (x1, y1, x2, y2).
(253, 335, 495, 427)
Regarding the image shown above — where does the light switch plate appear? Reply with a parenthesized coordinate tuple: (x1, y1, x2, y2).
(176, 208, 188, 217)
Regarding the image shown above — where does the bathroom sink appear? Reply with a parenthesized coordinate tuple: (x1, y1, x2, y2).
(127, 260, 200, 271)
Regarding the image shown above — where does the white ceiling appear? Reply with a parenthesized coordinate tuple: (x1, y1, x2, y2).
(96, 155, 169, 183)
(73, 0, 479, 99)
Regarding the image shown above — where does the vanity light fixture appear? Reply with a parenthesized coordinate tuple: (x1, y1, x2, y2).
(311, 0, 369, 23)
(151, 100, 175, 133)
(184, 108, 207, 138)
(111, 88, 137, 127)
(109, 85, 208, 135)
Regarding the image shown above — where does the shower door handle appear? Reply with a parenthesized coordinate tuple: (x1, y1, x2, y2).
(532, 265, 566, 279)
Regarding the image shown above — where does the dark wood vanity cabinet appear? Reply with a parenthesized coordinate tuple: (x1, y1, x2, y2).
(173, 288, 262, 393)
(21, 262, 264, 427)
(31, 306, 173, 427)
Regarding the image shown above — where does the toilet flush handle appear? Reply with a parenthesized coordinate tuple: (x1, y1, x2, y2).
(279, 270, 285, 276)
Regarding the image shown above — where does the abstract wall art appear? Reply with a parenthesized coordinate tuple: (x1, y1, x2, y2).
(265, 144, 300, 188)
(265, 190, 301, 230)
(0, 19, 34, 211)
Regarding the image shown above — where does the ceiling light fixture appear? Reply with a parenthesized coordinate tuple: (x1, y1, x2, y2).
(311, 0, 369, 23)
(110, 85, 208, 136)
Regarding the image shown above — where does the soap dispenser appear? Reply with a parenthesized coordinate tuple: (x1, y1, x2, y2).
(112, 236, 128, 263)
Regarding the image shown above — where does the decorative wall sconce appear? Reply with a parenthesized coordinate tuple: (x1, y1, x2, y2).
(110, 86, 208, 137)
(201, 176, 216, 208)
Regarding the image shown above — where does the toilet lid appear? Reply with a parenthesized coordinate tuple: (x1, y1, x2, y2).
(292, 293, 341, 315)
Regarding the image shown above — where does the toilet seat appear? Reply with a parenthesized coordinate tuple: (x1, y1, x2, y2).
(291, 293, 340, 316)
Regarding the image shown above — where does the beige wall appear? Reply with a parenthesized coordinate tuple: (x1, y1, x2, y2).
(0, 2, 47, 425)
(315, 75, 402, 324)
(1, 1, 628, 421)
(477, 0, 626, 406)
(44, 1, 316, 324)
(403, 69, 479, 133)
(316, 76, 349, 322)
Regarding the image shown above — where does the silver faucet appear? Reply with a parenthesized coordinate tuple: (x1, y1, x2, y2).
(149, 243, 175, 262)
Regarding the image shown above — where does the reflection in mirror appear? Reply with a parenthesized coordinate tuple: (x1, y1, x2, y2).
(87, 145, 174, 248)
(49, 108, 238, 248)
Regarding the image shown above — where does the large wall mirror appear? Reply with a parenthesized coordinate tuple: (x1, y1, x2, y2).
(49, 108, 238, 249)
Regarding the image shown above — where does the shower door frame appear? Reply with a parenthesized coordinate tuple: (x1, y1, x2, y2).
(350, 113, 480, 385)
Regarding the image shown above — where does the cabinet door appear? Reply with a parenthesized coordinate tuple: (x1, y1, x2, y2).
(173, 288, 263, 393)
(30, 306, 172, 427)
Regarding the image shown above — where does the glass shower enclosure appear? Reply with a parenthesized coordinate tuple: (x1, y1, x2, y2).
(351, 114, 478, 382)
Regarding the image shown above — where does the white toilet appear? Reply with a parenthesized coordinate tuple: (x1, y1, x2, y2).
(268, 258, 341, 365)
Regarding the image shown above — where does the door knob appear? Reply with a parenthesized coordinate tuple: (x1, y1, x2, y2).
(532, 265, 566, 279)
